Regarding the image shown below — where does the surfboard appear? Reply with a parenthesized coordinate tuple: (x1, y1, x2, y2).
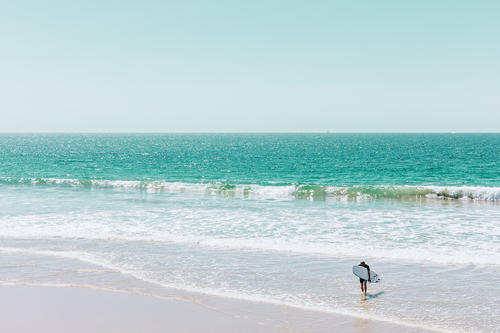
(352, 265, 380, 283)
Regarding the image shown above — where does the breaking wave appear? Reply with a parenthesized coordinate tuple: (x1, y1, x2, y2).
(1, 177, 499, 201)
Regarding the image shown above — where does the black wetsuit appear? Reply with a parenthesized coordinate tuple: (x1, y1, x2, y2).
(359, 264, 370, 283)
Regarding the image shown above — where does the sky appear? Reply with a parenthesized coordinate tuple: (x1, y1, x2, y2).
(0, 1, 499, 132)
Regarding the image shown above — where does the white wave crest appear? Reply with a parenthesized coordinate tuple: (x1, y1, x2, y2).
(1, 177, 500, 201)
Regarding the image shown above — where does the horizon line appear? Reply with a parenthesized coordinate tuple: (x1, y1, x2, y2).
(0, 131, 499, 134)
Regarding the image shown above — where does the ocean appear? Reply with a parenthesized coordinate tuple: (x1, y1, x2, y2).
(0, 133, 499, 332)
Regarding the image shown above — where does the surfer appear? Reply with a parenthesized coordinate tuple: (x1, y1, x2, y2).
(359, 261, 370, 295)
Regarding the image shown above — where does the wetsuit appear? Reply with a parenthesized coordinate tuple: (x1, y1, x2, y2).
(359, 263, 370, 283)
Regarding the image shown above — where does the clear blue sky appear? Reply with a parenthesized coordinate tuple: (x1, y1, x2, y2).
(1, 1, 499, 132)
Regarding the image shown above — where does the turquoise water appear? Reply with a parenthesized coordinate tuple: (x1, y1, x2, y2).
(1, 133, 499, 186)
(1, 134, 499, 332)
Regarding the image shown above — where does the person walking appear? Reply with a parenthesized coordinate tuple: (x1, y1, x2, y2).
(359, 261, 370, 295)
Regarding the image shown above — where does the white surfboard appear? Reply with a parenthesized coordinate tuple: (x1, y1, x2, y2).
(352, 265, 380, 283)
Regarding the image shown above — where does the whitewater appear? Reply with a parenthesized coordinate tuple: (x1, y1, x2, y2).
(2, 177, 500, 201)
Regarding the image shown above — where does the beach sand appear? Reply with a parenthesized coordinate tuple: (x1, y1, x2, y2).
(0, 285, 433, 333)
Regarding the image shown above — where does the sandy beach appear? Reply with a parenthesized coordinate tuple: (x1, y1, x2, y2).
(0, 285, 433, 333)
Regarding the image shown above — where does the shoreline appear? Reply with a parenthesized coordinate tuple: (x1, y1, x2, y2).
(0, 284, 435, 333)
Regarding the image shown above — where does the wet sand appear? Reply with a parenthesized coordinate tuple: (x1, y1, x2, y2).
(0, 285, 434, 332)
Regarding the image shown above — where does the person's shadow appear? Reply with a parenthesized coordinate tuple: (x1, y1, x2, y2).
(363, 291, 385, 300)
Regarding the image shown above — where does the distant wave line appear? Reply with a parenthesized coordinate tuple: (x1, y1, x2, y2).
(1, 177, 499, 201)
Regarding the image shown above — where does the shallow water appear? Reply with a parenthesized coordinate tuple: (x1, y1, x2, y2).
(0, 134, 499, 332)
